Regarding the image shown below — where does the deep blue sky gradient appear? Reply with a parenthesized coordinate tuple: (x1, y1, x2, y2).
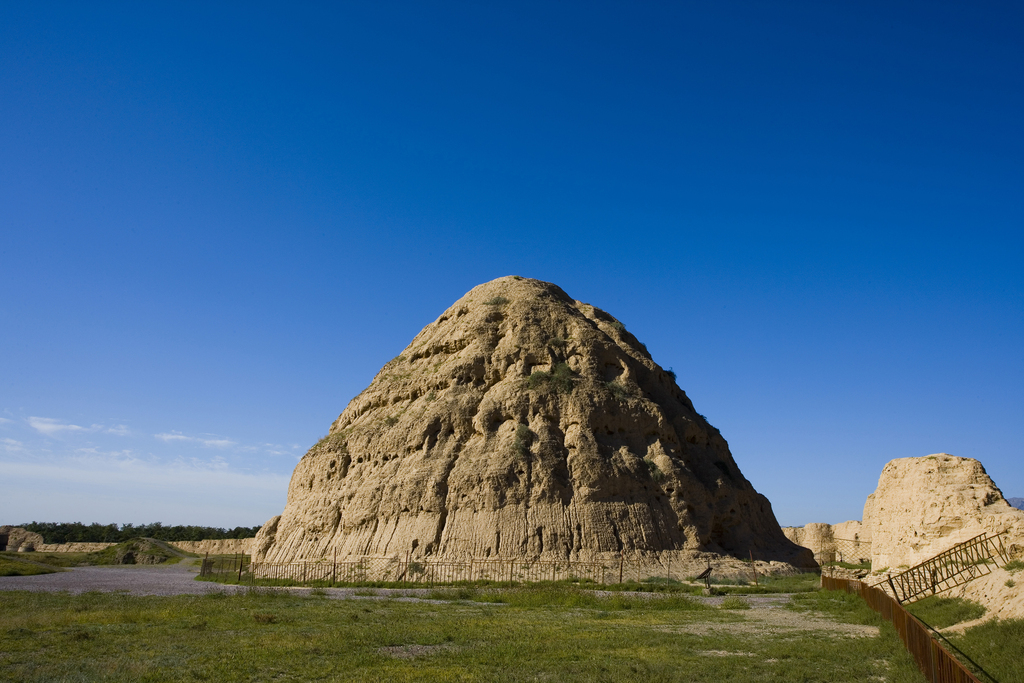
(2, 1, 1021, 527)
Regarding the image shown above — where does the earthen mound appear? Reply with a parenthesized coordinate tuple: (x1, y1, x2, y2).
(255, 277, 813, 568)
(864, 454, 1024, 569)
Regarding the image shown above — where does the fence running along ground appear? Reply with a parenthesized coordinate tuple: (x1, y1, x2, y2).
(811, 537, 871, 565)
(874, 533, 1008, 604)
(199, 554, 250, 581)
(245, 551, 758, 586)
(823, 575, 988, 683)
(250, 556, 618, 585)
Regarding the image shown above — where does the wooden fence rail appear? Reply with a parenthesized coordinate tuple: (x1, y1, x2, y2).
(822, 575, 985, 683)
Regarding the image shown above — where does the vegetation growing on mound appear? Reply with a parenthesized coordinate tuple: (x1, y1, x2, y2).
(19, 522, 261, 544)
(88, 538, 180, 565)
(526, 362, 576, 394)
(512, 424, 533, 458)
(1004, 559, 1024, 573)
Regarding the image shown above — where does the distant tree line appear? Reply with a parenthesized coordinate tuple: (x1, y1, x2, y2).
(19, 522, 262, 544)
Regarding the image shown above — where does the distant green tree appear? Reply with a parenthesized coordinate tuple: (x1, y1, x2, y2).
(20, 522, 261, 544)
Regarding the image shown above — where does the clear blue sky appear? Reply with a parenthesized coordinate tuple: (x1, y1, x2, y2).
(2, 2, 1021, 529)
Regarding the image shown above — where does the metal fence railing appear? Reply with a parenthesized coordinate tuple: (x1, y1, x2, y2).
(822, 575, 987, 683)
(875, 533, 1008, 605)
(250, 556, 611, 585)
(199, 553, 250, 581)
(240, 551, 790, 588)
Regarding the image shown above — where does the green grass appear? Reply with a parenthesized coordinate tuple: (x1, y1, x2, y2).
(822, 561, 871, 571)
(606, 380, 631, 400)
(789, 589, 882, 624)
(483, 296, 509, 306)
(794, 591, 1016, 682)
(0, 556, 62, 576)
(1004, 559, 1024, 573)
(904, 596, 986, 629)
(0, 586, 928, 682)
(1, 551, 91, 568)
(526, 362, 576, 394)
(703, 572, 821, 595)
(425, 585, 710, 611)
(948, 618, 1024, 683)
(719, 596, 750, 610)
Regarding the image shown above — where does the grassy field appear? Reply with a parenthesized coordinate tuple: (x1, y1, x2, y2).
(0, 585, 927, 682)
(0, 554, 62, 577)
(899, 595, 1022, 682)
(946, 617, 1024, 683)
(903, 595, 986, 630)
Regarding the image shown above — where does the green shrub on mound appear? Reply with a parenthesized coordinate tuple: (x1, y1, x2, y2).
(88, 538, 179, 565)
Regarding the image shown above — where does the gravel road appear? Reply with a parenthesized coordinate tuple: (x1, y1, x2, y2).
(0, 561, 249, 597)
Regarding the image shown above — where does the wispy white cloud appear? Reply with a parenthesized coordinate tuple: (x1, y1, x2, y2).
(0, 417, 13, 425)
(155, 432, 191, 442)
(73, 447, 136, 460)
(154, 431, 236, 448)
(106, 424, 130, 436)
(201, 438, 235, 448)
(28, 416, 100, 435)
(2, 438, 24, 453)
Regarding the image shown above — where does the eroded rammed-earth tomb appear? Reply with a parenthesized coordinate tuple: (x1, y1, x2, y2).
(254, 277, 813, 570)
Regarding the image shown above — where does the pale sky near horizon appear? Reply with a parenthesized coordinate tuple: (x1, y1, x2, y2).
(2, 2, 1021, 530)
